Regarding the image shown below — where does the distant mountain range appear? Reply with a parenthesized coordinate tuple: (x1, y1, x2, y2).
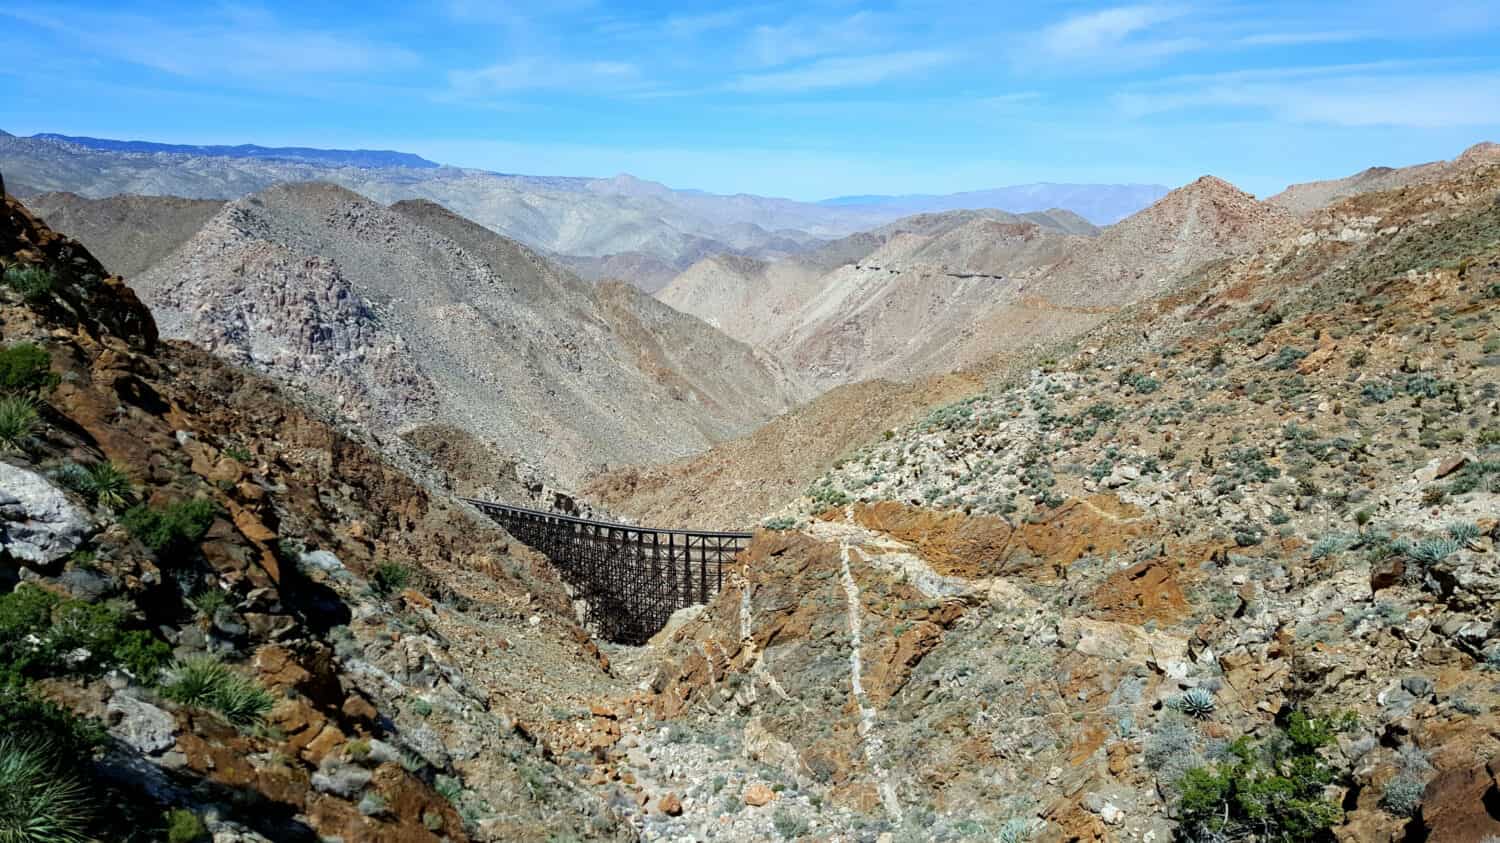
(30, 133, 440, 169)
(0, 130, 1171, 282)
(820, 183, 1170, 224)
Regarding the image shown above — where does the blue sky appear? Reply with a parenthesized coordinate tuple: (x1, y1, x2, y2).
(4, 1, 1499, 199)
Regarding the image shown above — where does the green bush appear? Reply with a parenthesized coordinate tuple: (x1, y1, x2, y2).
(0, 736, 91, 843)
(370, 562, 413, 596)
(761, 516, 797, 531)
(121, 499, 219, 559)
(161, 656, 274, 728)
(0, 677, 105, 758)
(0, 343, 55, 394)
(2, 265, 58, 304)
(0, 395, 39, 452)
(0, 585, 172, 684)
(164, 808, 208, 843)
(1173, 712, 1346, 842)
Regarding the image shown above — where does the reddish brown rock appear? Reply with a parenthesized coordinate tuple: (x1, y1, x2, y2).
(1090, 558, 1189, 624)
(658, 792, 683, 816)
(743, 783, 776, 807)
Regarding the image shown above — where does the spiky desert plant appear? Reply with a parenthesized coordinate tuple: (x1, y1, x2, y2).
(0, 737, 91, 843)
(995, 818, 1034, 843)
(0, 395, 39, 453)
(1407, 537, 1462, 566)
(1446, 521, 1481, 543)
(161, 656, 273, 728)
(1171, 688, 1218, 719)
(81, 462, 133, 510)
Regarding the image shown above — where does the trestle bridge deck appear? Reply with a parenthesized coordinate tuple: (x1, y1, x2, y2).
(464, 499, 752, 644)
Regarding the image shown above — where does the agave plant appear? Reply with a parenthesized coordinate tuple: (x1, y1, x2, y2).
(1446, 521, 1481, 543)
(1407, 537, 1462, 566)
(1171, 687, 1218, 719)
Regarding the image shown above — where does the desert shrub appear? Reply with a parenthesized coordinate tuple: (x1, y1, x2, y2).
(164, 809, 208, 843)
(1381, 776, 1425, 817)
(1172, 712, 1346, 842)
(0, 585, 171, 683)
(1447, 459, 1500, 495)
(1270, 347, 1308, 370)
(1360, 381, 1395, 403)
(761, 516, 797, 531)
(161, 656, 274, 728)
(121, 499, 219, 558)
(0, 395, 39, 452)
(369, 562, 412, 596)
(0, 736, 91, 843)
(0, 343, 56, 394)
(1146, 718, 1200, 773)
(0, 678, 105, 757)
(2, 265, 58, 303)
(806, 480, 851, 509)
(772, 807, 809, 839)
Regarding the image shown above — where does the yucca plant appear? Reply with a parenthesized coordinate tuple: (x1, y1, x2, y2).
(0, 737, 91, 843)
(82, 462, 133, 510)
(0, 395, 39, 453)
(161, 656, 274, 728)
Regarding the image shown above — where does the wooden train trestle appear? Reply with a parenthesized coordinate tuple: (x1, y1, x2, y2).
(463, 499, 753, 645)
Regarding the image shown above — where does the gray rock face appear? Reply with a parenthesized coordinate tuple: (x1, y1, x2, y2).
(106, 693, 179, 755)
(311, 761, 373, 798)
(0, 462, 92, 563)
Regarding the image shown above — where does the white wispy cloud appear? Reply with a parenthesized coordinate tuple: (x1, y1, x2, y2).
(744, 12, 889, 67)
(1032, 4, 1200, 66)
(448, 58, 641, 96)
(1115, 65, 1500, 127)
(729, 50, 955, 93)
(2, 5, 416, 79)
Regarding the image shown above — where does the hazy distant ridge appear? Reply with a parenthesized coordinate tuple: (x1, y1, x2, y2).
(820, 183, 1170, 224)
(32, 133, 440, 169)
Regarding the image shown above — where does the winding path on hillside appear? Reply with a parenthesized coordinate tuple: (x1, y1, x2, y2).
(465, 499, 753, 644)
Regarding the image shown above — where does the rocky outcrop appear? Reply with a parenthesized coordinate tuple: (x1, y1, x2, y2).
(0, 462, 92, 563)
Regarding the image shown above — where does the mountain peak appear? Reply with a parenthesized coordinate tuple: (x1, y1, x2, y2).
(1457, 141, 1500, 164)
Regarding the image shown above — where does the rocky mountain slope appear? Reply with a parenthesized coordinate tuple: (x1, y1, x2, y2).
(24, 191, 224, 278)
(1270, 142, 1500, 215)
(128, 182, 810, 486)
(658, 209, 1096, 356)
(583, 152, 1500, 842)
(0, 132, 1165, 278)
(0, 195, 643, 841)
(657, 176, 1297, 390)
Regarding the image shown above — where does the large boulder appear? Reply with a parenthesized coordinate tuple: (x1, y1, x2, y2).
(0, 461, 92, 563)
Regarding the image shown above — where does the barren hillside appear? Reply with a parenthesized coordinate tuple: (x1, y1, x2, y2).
(1270, 141, 1500, 215)
(25, 191, 223, 278)
(132, 182, 811, 486)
